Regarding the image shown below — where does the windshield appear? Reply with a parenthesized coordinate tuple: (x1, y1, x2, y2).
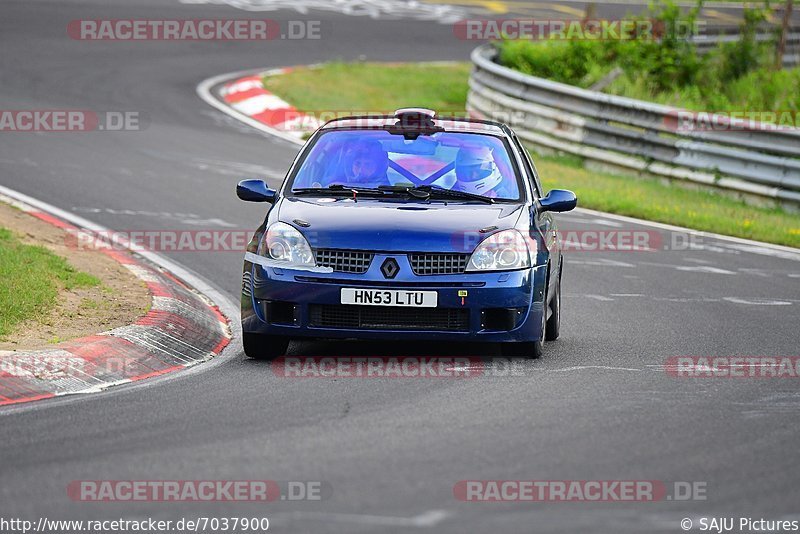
(288, 129, 523, 201)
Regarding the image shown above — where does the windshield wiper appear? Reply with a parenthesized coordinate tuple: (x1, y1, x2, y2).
(292, 184, 386, 197)
(380, 184, 494, 204)
(294, 184, 494, 204)
(378, 185, 432, 199)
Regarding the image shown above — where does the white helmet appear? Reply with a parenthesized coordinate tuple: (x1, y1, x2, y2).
(454, 145, 503, 195)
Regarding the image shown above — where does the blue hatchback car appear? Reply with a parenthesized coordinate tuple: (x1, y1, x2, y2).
(237, 109, 577, 359)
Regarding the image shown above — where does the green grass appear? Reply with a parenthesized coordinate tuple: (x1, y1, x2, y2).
(264, 61, 472, 115)
(535, 155, 800, 247)
(261, 61, 800, 248)
(602, 64, 800, 112)
(0, 227, 99, 338)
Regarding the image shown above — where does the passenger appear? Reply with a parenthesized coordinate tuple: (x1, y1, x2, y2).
(453, 145, 509, 198)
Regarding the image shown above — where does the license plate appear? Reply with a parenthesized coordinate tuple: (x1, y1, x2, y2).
(341, 288, 437, 308)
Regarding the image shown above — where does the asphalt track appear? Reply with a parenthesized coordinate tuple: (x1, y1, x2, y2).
(2, 1, 800, 533)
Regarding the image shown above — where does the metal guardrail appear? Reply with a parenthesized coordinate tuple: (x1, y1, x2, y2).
(467, 44, 800, 207)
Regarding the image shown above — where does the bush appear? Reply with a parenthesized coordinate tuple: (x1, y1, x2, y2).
(716, 5, 770, 81)
(495, 0, 796, 113)
(498, 39, 612, 86)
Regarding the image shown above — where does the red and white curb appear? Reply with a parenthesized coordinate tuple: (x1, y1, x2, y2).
(199, 61, 464, 147)
(219, 68, 321, 139)
(0, 192, 231, 407)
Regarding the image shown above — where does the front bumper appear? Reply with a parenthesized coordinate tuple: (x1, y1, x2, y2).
(241, 253, 547, 343)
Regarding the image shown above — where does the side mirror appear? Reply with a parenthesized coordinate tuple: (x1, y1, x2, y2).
(237, 179, 277, 203)
(539, 189, 577, 213)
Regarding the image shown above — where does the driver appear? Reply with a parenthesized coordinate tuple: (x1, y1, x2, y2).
(453, 145, 508, 198)
(342, 140, 389, 186)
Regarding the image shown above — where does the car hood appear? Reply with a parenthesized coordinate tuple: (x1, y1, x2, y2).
(277, 197, 525, 253)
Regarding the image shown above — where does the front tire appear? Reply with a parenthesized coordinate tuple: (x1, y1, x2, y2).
(242, 332, 289, 360)
(545, 263, 562, 341)
(501, 339, 543, 359)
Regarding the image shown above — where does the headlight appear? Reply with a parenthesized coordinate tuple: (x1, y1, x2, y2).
(259, 222, 315, 266)
(466, 229, 533, 272)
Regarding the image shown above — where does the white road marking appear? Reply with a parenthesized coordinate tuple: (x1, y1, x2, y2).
(675, 265, 736, 274)
(585, 217, 623, 227)
(720, 242, 800, 261)
(584, 294, 614, 301)
(180, 217, 237, 227)
(653, 297, 721, 303)
(681, 242, 734, 254)
(722, 297, 793, 306)
(547, 365, 641, 372)
(569, 258, 636, 268)
(272, 509, 451, 528)
(447, 365, 485, 373)
(74, 207, 198, 218)
(571, 294, 795, 306)
(72, 206, 237, 227)
(187, 157, 281, 178)
(558, 211, 588, 219)
(463, 364, 646, 374)
(737, 268, 772, 277)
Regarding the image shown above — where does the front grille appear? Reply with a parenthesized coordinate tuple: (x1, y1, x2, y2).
(314, 249, 374, 273)
(409, 253, 469, 275)
(309, 304, 469, 331)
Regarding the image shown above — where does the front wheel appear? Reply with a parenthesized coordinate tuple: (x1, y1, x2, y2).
(501, 339, 543, 359)
(545, 263, 562, 341)
(242, 332, 289, 360)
